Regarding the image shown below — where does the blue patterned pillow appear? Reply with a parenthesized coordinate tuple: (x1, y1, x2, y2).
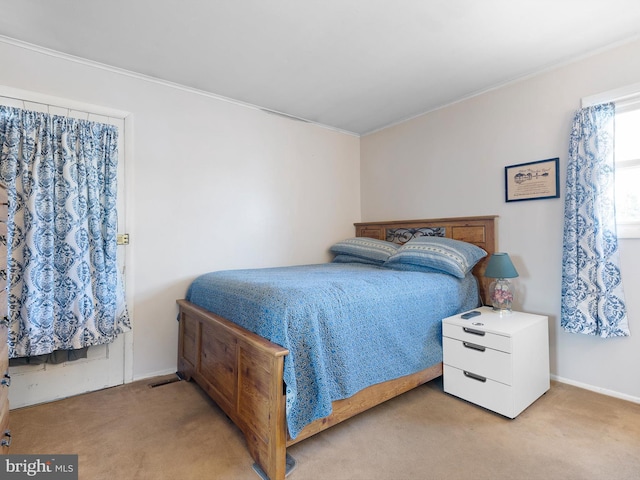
(384, 237, 486, 278)
(330, 237, 399, 263)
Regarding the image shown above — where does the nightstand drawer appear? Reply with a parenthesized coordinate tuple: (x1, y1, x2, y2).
(444, 364, 514, 417)
(442, 323, 511, 353)
(443, 337, 512, 385)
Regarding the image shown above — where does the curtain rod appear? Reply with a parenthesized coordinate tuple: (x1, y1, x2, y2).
(0, 93, 111, 121)
(0, 85, 129, 120)
(581, 81, 640, 108)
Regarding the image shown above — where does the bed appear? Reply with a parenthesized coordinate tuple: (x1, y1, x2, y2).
(176, 216, 496, 480)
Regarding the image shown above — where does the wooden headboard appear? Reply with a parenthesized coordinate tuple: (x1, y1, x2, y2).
(354, 216, 497, 306)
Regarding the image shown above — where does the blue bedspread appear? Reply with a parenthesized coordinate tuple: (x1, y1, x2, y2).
(186, 263, 478, 438)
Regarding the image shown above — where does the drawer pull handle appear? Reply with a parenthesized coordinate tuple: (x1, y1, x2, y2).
(1, 373, 10, 387)
(463, 327, 485, 336)
(1, 430, 11, 448)
(463, 371, 487, 383)
(463, 342, 486, 352)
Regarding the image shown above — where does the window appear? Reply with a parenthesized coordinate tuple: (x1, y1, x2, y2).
(614, 104, 640, 238)
(582, 82, 640, 239)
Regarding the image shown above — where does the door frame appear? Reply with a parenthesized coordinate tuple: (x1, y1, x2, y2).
(0, 85, 135, 389)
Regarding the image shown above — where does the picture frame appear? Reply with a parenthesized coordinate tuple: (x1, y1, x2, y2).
(505, 157, 560, 202)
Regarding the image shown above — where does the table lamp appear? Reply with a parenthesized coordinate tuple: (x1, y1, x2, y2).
(484, 252, 519, 314)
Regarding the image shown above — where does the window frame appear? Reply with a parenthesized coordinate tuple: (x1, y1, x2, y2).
(613, 101, 640, 239)
(583, 84, 640, 240)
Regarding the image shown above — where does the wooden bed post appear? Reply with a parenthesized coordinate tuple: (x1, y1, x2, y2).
(236, 339, 288, 480)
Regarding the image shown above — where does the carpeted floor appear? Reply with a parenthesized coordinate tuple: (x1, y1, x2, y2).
(8, 375, 640, 479)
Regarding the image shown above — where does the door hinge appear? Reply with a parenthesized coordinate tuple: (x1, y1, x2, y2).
(117, 233, 130, 245)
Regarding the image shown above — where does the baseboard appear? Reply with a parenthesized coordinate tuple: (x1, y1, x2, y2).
(551, 374, 640, 404)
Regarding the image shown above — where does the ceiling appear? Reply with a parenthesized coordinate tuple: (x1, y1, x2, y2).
(1, 0, 640, 135)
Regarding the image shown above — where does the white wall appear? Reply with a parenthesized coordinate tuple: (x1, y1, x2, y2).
(0, 40, 361, 380)
(361, 39, 640, 402)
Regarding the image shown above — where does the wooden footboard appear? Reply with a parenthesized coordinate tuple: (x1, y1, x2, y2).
(177, 299, 289, 480)
(177, 299, 442, 480)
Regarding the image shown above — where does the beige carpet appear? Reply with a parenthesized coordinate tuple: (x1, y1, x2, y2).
(8, 375, 640, 480)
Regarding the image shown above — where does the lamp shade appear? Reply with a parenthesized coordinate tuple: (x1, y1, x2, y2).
(484, 253, 519, 279)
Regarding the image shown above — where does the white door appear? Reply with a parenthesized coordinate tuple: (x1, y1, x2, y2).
(0, 90, 131, 408)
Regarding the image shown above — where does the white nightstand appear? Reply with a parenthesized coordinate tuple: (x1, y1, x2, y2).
(442, 306, 550, 418)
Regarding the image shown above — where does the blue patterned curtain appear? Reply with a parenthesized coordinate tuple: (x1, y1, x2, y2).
(561, 103, 629, 338)
(0, 106, 130, 357)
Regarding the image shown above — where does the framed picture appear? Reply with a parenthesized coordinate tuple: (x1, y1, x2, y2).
(505, 157, 559, 202)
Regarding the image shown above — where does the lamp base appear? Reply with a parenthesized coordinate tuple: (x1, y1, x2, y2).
(492, 306, 513, 316)
(489, 278, 514, 314)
